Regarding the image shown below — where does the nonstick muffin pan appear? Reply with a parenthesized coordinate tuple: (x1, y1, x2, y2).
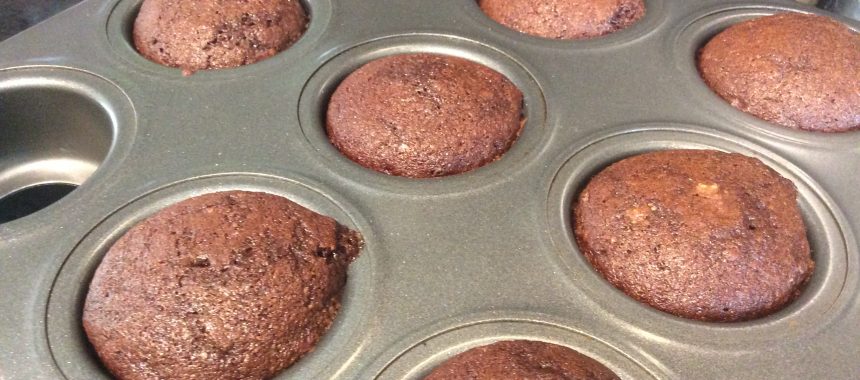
(1, 0, 858, 379)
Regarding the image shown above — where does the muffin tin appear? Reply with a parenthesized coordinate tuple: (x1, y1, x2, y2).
(1, 0, 858, 379)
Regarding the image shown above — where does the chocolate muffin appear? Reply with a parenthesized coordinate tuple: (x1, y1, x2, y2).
(424, 340, 619, 380)
(574, 150, 813, 322)
(326, 53, 524, 178)
(83, 191, 363, 380)
(133, 0, 308, 74)
(698, 13, 860, 132)
(478, 0, 646, 40)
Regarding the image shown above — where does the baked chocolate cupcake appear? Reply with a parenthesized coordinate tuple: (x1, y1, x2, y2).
(133, 0, 308, 74)
(698, 13, 860, 132)
(83, 191, 363, 380)
(574, 150, 813, 322)
(478, 0, 646, 40)
(424, 340, 619, 380)
(327, 53, 524, 178)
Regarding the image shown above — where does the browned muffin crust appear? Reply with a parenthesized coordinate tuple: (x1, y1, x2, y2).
(574, 150, 813, 322)
(478, 0, 646, 40)
(83, 191, 363, 380)
(424, 340, 620, 380)
(698, 13, 860, 132)
(326, 53, 524, 178)
(133, 0, 308, 74)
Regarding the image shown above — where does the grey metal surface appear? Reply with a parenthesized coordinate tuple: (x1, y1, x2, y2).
(0, 0, 84, 42)
(821, 0, 860, 19)
(0, 0, 858, 379)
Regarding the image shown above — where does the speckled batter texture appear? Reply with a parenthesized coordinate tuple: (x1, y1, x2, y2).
(133, 0, 307, 74)
(327, 53, 524, 178)
(574, 150, 813, 322)
(698, 13, 860, 132)
(83, 191, 363, 380)
(477, 0, 645, 40)
(424, 340, 620, 380)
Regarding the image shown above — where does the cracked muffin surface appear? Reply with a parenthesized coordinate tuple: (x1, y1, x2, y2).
(83, 191, 363, 380)
(133, 0, 307, 74)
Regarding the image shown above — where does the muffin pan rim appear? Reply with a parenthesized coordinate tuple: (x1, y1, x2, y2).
(296, 33, 549, 197)
(0, 65, 137, 233)
(670, 3, 860, 148)
(545, 123, 854, 349)
(1, 0, 859, 378)
(369, 314, 664, 380)
(104, 0, 333, 81)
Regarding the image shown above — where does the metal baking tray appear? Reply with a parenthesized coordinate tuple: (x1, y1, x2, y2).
(1, 0, 858, 379)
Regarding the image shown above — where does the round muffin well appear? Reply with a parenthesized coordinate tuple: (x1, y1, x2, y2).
(82, 190, 363, 380)
(573, 150, 814, 322)
(698, 13, 860, 132)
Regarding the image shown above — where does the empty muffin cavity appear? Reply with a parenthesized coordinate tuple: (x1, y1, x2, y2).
(0, 69, 128, 225)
